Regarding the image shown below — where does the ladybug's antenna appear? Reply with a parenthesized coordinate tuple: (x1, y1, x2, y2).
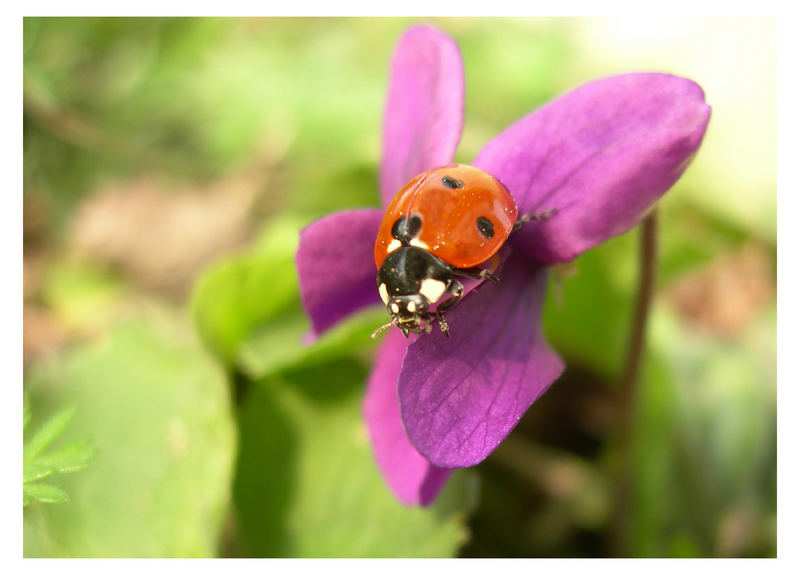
(371, 319, 396, 339)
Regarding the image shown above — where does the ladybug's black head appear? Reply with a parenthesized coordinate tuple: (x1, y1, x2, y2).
(375, 246, 453, 338)
(385, 293, 432, 337)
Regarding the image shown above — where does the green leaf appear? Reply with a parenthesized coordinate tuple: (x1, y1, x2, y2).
(35, 439, 98, 475)
(23, 409, 97, 507)
(24, 464, 55, 484)
(233, 359, 475, 557)
(23, 406, 76, 464)
(24, 483, 69, 506)
(192, 216, 303, 366)
(23, 313, 236, 557)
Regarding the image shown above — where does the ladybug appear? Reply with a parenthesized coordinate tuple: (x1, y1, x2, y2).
(373, 164, 519, 338)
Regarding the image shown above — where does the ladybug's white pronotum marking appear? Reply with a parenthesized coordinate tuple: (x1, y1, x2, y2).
(378, 283, 390, 304)
(409, 238, 430, 250)
(418, 278, 447, 304)
(387, 239, 402, 253)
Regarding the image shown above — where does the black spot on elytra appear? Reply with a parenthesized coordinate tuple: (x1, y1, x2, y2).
(392, 214, 422, 243)
(442, 175, 464, 189)
(477, 216, 495, 239)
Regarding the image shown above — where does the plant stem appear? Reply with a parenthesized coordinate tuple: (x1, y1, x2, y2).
(610, 210, 659, 557)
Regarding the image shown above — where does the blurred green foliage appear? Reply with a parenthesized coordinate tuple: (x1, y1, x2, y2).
(23, 17, 775, 557)
(191, 217, 303, 366)
(24, 316, 236, 557)
(233, 361, 475, 557)
(23, 406, 98, 506)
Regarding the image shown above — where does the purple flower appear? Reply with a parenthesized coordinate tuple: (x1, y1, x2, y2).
(296, 25, 710, 505)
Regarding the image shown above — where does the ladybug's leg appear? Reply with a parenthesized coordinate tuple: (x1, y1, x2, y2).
(455, 267, 499, 283)
(433, 280, 464, 338)
(512, 208, 557, 232)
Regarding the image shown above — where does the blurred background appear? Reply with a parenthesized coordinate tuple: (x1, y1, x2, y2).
(22, 17, 776, 557)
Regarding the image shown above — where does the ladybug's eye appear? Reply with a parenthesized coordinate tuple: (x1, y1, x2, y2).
(392, 214, 423, 242)
(477, 216, 495, 239)
(441, 175, 464, 189)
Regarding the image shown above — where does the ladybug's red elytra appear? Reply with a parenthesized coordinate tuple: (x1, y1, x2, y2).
(373, 164, 519, 338)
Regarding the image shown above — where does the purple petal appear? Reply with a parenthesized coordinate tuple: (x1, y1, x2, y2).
(380, 25, 464, 207)
(296, 209, 383, 336)
(474, 73, 711, 263)
(398, 253, 564, 468)
(363, 329, 451, 505)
